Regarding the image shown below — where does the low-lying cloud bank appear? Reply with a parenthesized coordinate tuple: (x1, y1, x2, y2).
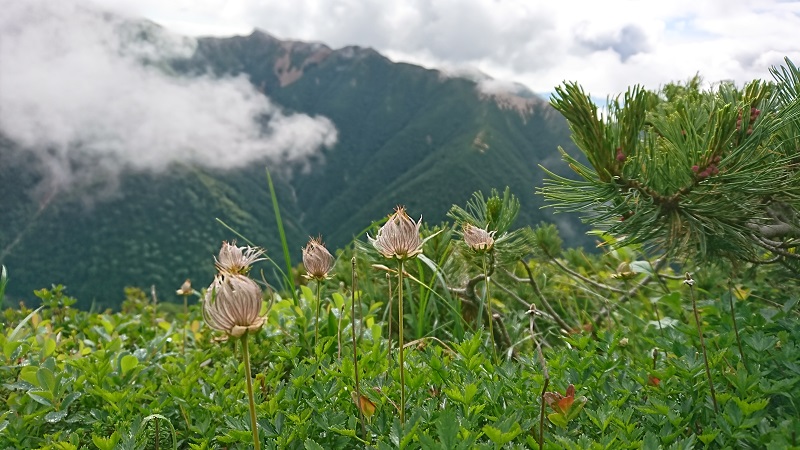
(0, 0, 337, 193)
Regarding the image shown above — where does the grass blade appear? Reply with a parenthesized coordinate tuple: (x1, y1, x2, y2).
(266, 168, 297, 301)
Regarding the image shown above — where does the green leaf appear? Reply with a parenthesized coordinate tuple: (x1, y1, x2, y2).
(266, 167, 297, 299)
(92, 431, 120, 450)
(61, 391, 82, 410)
(45, 409, 68, 423)
(629, 260, 654, 275)
(28, 391, 54, 407)
(7, 306, 44, 341)
(436, 410, 459, 449)
(42, 337, 57, 357)
(698, 430, 719, 445)
(329, 427, 367, 444)
(547, 412, 568, 428)
(120, 354, 139, 375)
(304, 439, 325, 450)
(36, 367, 56, 393)
(642, 432, 659, 450)
(482, 422, 522, 446)
(733, 397, 769, 416)
(19, 365, 39, 386)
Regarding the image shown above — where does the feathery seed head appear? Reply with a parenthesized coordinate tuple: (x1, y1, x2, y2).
(176, 279, 193, 296)
(302, 237, 334, 280)
(203, 273, 265, 338)
(368, 206, 423, 260)
(462, 223, 496, 252)
(215, 241, 265, 275)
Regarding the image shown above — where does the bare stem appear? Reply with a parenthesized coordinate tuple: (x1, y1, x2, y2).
(686, 275, 718, 414)
(387, 273, 393, 367)
(182, 295, 188, 355)
(351, 257, 366, 438)
(241, 333, 261, 450)
(483, 254, 498, 364)
(398, 259, 406, 424)
(337, 294, 344, 361)
(727, 280, 748, 371)
(545, 252, 626, 294)
(529, 306, 549, 450)
(314, 281, 322, 352)
(517, 263, 573, 331)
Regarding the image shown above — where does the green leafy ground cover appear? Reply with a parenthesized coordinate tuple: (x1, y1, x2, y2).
(1, 216, 799, 449)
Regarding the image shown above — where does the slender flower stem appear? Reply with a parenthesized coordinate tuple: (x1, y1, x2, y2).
(386, 273, 393, 367)
(182, 296, 188, 355)
(337, 300, 344, 361)
(398, 259, 406, 424)
(688, 281, 718, 414)
(529, 306, 548, 450)
(241, 333, 261, 450)
(351, 257, 366, 438)
(314, 281, 322, 352)
(728, 280, 748, 371)
(483, 254, 497, 364)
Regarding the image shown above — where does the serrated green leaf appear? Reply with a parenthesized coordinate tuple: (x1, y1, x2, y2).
(698, 430, 719, 445)
(92, 432, 121, 450)
(329, 427, 367, 444)
(642, 431, 659, 450)
(304, 438, 325, 450)
(482, 422, 522, 446)
(436, 410, 458, 449)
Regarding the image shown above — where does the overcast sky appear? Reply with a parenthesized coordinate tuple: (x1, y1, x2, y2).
(96, 0, 800, 97)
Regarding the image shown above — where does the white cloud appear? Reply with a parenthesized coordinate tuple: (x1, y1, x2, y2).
(93, 0, 800, 98)
(0, 0, 337, 193)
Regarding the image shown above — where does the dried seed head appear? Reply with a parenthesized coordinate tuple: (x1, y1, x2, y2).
(462, 223, 496, 252)
(215, 241, 265, 275)
(302, 237, 334, 280)
(368, 206, 423, 260)
(203, 274, 265, 337)
(176, 279, 193, 296)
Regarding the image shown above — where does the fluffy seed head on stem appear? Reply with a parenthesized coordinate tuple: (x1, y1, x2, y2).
(302, 237, 334, 280)
(215, 241, 265, 275)
(369, 206, 423, 260)
(462, 223, 496, 252)
(203, 274, 266, 338)
(176, 279, 193, 296)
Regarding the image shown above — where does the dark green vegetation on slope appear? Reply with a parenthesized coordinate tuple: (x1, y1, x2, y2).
(0, 29, 584, 309)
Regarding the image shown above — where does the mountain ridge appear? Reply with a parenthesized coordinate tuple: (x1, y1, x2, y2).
(0, 25, 587, 308)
